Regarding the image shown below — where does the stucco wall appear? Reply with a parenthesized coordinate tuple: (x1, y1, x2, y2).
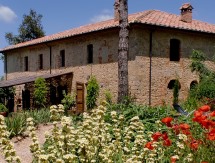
(5, 26, 215, 107)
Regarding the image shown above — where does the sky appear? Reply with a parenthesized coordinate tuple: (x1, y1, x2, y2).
(0, 0, 215, 77)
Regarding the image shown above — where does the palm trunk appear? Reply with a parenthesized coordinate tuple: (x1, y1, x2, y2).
(118, 0, 129, 103)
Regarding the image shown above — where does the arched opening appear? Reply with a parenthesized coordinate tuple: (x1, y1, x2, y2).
(168, 80, 181, 89)
(190, 80, 198, 90)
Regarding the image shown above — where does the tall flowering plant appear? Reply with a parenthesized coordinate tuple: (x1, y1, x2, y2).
(0, 115, 21, 163)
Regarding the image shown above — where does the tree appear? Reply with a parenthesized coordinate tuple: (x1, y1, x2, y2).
(5, 9, 45, 45)
(86, 76, 99, 109)
(117, 0, 129, 103)
(0, 55, 4, 62)
(33, 77, 48, 108)
(173, 79, 180, 104)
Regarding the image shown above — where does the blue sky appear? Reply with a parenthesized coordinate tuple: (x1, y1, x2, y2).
(0, 0, 215, 77)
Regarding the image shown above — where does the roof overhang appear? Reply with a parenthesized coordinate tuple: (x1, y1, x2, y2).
(0, 72, 73, 88)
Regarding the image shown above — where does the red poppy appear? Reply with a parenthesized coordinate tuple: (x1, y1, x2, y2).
(199, 105, 210, 112)
(200, 119, 215, 129)
(193, 115, 207, 124)
(152, 132, 162, 141)
(190, 140, 199, 150)
(182, 129, 191, 135)
(206, 128, 215, 141)
(179, 123, 190, 130)
(170, 156, 177, 163)
(194, 110, 203, 117)
(210, 111, 215, 117)
(161, 117, 173, 127)
(145, 141, 154, 150)
(172, 124, 180, 135)
(163, 138, 172, 146)
(162, 132, 169, 140)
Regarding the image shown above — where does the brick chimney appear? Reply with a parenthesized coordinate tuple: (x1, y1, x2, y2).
(114, 0, 119, 21)
(180, 3, 193, 23)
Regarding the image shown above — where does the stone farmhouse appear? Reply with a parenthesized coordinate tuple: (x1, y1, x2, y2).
(1, 2, 215, 113)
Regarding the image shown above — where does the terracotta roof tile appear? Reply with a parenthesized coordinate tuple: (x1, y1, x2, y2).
(1, 10, 215, 52)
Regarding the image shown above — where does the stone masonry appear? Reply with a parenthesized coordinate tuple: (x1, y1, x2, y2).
(4, 25, 215, 109)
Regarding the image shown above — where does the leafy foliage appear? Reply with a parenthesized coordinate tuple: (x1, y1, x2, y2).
(105, 103, 172, 131)
(104, 90, 113, 104)
(5, 108, 50, 138)
(0, 54, 4, 62)
(0, 103, 8, 112)
(0, 87, 14, 109)
(173, 79, 180, 104)
(61, 92, 76, 116)
(5, 9, 45, 45)
(86, 76, 99, 109)
(189, 50, 215, 101)
(33, 77, 48, 108)
(1, 103, 213, 162)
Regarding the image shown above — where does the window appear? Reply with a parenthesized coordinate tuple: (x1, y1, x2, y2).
(87, 44, 93, 64)
(39, 54, 43, 70)
(168, 79, 181, 89)
(24, 56, 28, 71)
(60, 50, 65, 67)
(170, 39, 180, 61)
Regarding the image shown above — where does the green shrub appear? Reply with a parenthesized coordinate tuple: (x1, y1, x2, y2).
(104, 90, 113, 104)
(5, 113, 26, 138)
(173, 79, 180, 104)
(188, 50, 215, 104)
(61, 92, 76, 115)
(5, 108, 50, 138)
(0, 103, 8, 112)
(105, 103, 172, 131)
(86, 76, 99, 109)
(33, 77, 48, 108)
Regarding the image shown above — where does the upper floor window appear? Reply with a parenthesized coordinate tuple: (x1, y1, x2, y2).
(87, 44, 93, 64)
(170, 39, 180, 61)
(24, 56, 28, 71)
(60, 50, 65, 67)
(39, 54, 43, 70)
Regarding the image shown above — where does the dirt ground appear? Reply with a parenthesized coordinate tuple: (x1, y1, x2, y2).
(0, 124, 54, 163)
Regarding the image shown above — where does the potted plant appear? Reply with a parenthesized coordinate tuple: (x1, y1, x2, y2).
(0, 103, 8, 117)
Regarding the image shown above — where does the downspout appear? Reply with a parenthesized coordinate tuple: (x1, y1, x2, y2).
(149, 31, 153, 106)
(49, 46, 52, 74)
(4, 53, 7, 80)
(45, 44, 52, 74)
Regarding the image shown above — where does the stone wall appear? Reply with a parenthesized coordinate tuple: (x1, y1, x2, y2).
(5, 25, 215, 108)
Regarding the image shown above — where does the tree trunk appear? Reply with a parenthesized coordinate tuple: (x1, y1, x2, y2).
(118, 0, 129, 103)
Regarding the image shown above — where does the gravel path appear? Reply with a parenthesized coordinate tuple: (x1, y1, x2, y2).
(0, 124, 54, 163)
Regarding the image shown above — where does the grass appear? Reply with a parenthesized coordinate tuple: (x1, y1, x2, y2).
(5, 108, 50, 138)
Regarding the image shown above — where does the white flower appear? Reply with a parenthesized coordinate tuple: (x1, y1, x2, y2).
(178, 134, 188, 141)
(61, 116, 71, 125)
(111, 111, 117, 117)
(27, 117, 33, 122)
(130, 116, 139, 121)
(176, 141, 185, 149)
(172, 155, 179, 159)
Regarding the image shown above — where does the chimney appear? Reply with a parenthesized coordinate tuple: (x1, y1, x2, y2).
(180, 3, 193, 23)
(114, 0, 119, 21)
